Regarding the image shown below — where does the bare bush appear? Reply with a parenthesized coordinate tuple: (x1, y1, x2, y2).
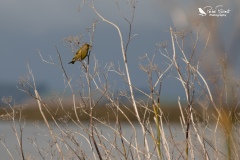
(0, 1, 239, 160)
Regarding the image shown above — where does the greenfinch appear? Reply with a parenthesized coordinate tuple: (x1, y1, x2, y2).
(68, 43, 92, 64)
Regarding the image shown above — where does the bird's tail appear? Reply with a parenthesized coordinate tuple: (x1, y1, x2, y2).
(68, 61, 75, 64)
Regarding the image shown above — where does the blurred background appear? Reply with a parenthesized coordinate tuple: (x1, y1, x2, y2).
(0, 0, 239, 106)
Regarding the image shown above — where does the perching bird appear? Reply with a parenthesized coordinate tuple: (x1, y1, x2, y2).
(68, 43, 92, 64)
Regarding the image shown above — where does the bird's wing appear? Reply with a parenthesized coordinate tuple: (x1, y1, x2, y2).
(75, 49, 81, 56)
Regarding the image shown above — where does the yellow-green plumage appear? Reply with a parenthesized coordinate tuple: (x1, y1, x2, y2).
(68, 43, 92, 64)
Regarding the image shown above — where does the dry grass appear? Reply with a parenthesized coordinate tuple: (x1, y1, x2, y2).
(1, 1, 239, 159)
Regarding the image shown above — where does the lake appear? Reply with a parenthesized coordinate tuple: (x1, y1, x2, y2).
(0, 121, 230, 159)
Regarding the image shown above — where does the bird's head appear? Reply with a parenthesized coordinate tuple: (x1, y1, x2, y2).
(83, 43, 92, 50)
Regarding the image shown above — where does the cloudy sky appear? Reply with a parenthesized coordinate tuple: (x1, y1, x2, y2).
(0, 0, 239, 103)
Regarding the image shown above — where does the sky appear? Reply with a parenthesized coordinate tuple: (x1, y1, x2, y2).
(0, 0, 239, 104)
